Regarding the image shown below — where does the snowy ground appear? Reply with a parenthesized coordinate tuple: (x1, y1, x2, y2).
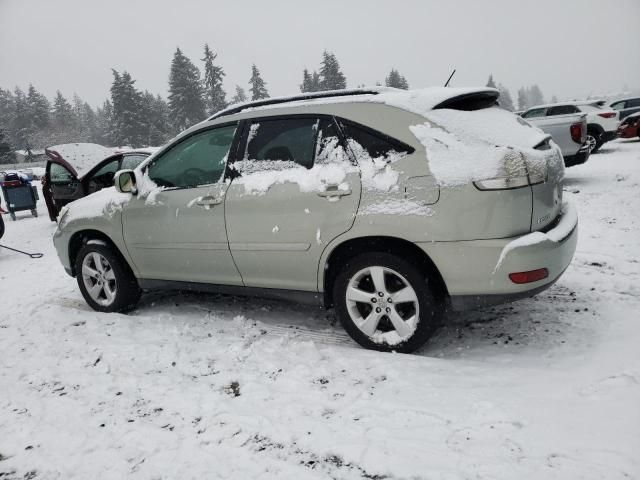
(1, 139, 639, 479)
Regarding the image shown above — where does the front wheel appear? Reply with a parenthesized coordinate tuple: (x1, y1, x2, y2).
(75, 243, 140, 312)
(333, 252, 444, 353)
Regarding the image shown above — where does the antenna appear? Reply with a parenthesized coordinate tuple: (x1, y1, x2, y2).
(444, 69, 456, 87)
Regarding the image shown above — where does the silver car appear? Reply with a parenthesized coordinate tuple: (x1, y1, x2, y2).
(53, 87, 578, 352)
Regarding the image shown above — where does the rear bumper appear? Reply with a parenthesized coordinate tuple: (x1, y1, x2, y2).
(563, 146, 590, 167)
(421, 199, 578, 311)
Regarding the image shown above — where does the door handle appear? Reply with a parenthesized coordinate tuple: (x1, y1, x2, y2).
(317, 185, 352, 198)
(195, 196, 222, 208)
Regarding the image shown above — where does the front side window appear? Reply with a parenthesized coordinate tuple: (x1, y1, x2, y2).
(50, 163, 75, 185)
(547, 105, 579, 116)
(522, 108, 547, 118)
(339, 120, 411, 159)
(147, 124, 237, 188)
(244, 118, 317, 169)
(89, 159, 120, 188)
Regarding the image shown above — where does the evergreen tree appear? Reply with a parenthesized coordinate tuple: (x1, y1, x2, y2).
(168, 47, 206, 130)
(52, 91, 74, 128)
(300, 68, 314, 93)
(201, 43, 227, 115)
(517, 87, 528, 110)
(486, 74, 497, 89)
(12, 88, 31, 150)
(319, 51, 346, 91)
(551, 95, 558, 104)
(231, 85, 247, 104)
(529, 85, 544, 106)
(0, 129, 12, 163)
(497, 84, 515, 111)
(141, 91, 172, 145)
(248, 64, 269, 100)
(94, 100, 114, 146)
(110, 69, 145, 146)
(26, 84, 50, 131)
(385, 69, 409, 89)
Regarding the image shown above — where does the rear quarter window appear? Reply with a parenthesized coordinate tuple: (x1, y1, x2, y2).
(338, 120, 413, 159)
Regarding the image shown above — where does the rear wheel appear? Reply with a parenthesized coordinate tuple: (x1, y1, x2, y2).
(333, 252, 444, 353)
(10, 212, 16, 221)
(75, 243, 140, 312)
(586, 128, 603, 153)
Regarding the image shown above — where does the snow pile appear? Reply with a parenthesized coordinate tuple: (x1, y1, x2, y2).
(46, 143, 116, 177)
(410, 107, 563, 186)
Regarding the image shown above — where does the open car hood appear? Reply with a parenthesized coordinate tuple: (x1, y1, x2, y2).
(45, 143, 118, 179)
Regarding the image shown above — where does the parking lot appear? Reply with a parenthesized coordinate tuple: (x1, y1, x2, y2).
(1, 139, 639, 479)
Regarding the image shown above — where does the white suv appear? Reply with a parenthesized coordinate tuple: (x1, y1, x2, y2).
(53, 87, 578, 352)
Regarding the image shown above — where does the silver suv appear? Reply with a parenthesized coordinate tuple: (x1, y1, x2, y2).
(53, 87, 578, 352)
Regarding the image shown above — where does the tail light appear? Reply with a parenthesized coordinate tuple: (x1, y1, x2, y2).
(570, 122, 584, 144)
(509, 268, 549, 284)
(473, 149, 548, 191)
(597, 112, 617, 119)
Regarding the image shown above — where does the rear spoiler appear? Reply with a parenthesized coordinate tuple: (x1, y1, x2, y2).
(433, 90, 500, 111)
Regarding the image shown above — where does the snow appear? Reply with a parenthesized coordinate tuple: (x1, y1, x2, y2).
(358, 199, 435, 216)
(493, 199, 578, 272)
(59, 186, 131, 227)
(1, 140, 639, 479)
(46, 143, 116, 177)
(410, 107, 563, 186)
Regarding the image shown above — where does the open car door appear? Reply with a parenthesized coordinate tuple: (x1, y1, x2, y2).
(43, 151, 82, 221)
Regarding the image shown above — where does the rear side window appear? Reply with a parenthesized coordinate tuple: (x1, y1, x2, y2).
(547, 105, 579, 116)
(244, 118, 317, 169)
(339, 121, 412, 159)
(522, 108, 547, 118)
(628, 99, 640, 108)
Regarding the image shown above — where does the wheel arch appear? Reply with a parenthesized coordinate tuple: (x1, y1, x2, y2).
(68, 229, 132, 277)
(321, 235, 449, 308)
(587, 123, 604, 135)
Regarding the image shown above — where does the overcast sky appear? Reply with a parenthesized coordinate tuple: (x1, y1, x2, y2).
(2, 0, 639, 107)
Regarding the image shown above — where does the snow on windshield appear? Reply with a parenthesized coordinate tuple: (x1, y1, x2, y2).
(47, 143, 116, 177)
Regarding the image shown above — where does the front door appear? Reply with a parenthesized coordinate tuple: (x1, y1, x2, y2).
(121, 123, 243, 285)
(44, 161, 82, 220)
(225, 116, 361, 291)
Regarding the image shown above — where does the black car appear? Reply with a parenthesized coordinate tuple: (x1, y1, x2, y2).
(609, 97, 640, 121)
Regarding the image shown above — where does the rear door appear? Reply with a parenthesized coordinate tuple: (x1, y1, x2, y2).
(225, 115, 361, 291)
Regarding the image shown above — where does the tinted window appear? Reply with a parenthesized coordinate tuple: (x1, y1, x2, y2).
(245, 118, 317, 168)
(627, 99, 640, 108)
(50, 163, 75, 184)
(522, 108, 547, 118)
(121, 154, 148, 170)
(547, 105, 579, 116)
(339, 121, 409, 158)
(148, 124, 237, 188)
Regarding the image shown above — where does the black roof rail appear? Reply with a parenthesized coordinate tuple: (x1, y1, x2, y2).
(208, 88, 391, 121)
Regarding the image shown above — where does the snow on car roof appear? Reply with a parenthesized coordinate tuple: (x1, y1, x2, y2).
(45, 143, 117, 177)
(210, 86, 499, 120)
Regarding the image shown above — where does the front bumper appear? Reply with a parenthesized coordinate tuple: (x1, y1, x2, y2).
(420, 199, 578, 311)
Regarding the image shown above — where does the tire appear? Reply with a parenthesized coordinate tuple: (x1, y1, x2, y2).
(10, 212, 16, 221)
(586, 128, 603, 154)
(31, 209, 38, 217)
(75, 243, 140, 313)
(333, 252, 444, 353)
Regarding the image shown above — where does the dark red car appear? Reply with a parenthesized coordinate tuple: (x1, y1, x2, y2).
(617, 112, 640, 139)
(42, 143, 158, 221)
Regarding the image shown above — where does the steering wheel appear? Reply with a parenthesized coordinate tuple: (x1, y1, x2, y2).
(182, 168, 206, 186)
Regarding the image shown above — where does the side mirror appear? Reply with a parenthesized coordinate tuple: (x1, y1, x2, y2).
(114, 169, 138, 195)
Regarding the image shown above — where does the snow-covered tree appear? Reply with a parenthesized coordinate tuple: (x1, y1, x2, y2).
(231, 85, 247, 104)
(168, 47, 206, 130)
(12, 88, 31, 150)
(249, 64, 269, 100)
(517, 88, 528, 110)
(52, 91, 74, 128)
(94, 100, 114, 146)
(486, 74, 497, 89)
(110, 70, 145, 146)
(319, 51, 346, 91)
(141, 91, 172, 145)
(497, 84, 515, 111)
(201, 43, 226, 115)
(385, 69, 409, 89)
(300, 68, 322, 93)
(26, 84, 50, 131)
(0, 128, 12, 163)
(529, 85, 545, 106)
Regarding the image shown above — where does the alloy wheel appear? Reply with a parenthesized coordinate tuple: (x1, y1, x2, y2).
(585, 134, 597, 153)
(82, 252, 117, 307)
(345, 266, 419, 345)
